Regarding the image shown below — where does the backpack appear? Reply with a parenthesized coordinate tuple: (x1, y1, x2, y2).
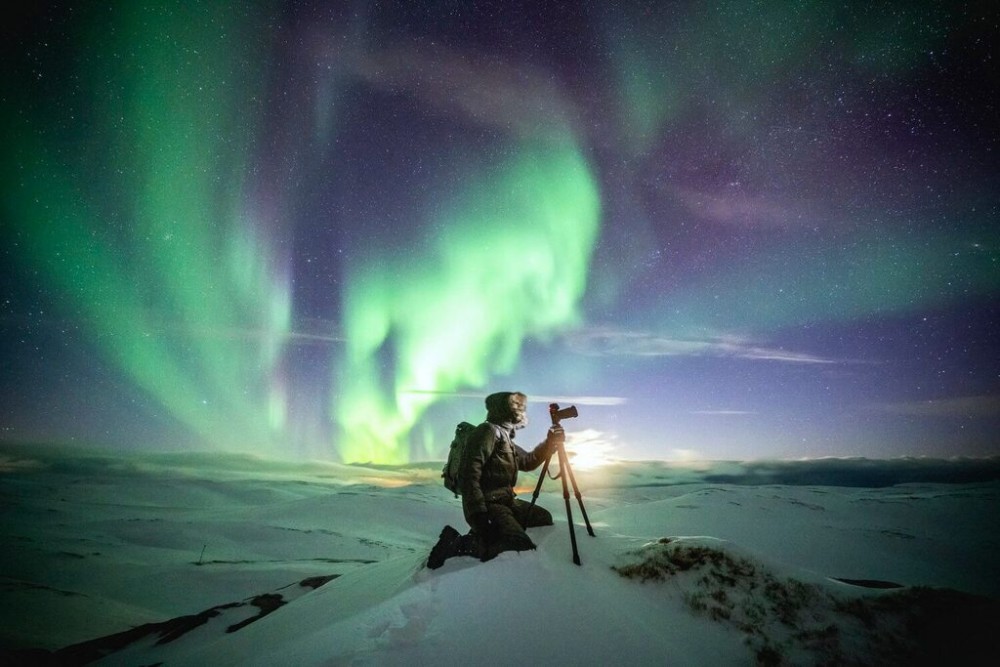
(442, 421, 505, 497)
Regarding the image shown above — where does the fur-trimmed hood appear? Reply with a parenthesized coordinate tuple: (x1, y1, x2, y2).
(485, 391, 527, 428)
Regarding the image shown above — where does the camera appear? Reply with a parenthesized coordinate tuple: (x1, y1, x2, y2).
(549, 403, 578, 424)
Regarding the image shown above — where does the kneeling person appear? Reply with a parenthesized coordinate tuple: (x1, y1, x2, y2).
(428, 391, 562, 568)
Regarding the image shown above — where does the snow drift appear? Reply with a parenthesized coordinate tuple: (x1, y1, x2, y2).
(1, 447, 998, 665)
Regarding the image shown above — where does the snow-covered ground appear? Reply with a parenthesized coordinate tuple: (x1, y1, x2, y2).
(1, 445, 998, 665)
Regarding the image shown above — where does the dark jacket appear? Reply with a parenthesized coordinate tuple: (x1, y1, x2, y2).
(459, 421, 547, 522)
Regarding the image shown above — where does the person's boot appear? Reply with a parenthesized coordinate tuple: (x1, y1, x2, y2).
(456, 532, 485, 560)
(427, 525, 462, 569)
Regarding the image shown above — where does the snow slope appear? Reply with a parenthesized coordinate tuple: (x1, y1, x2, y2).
(1, 447, 998, 665)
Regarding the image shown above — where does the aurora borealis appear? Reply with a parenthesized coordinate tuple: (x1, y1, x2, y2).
(2, 1, 997, 463)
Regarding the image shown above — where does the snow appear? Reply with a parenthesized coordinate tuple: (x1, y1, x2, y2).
(1, 446, 998, 665)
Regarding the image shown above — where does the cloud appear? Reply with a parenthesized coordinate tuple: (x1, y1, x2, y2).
(668, 448, 705, 462)
(322, 37, 580, 143)
(72, 313, 347, 347)
(0, 455, 45, 473)
(531, 394, 628, 406)
(565, 328, 835, 364)
(669, 184, 803, 229)
(867, 395, 1000, 418)
(702, 457, 1000, 488)
(283, 318, 346, 345)
(400, 389, 627, 406)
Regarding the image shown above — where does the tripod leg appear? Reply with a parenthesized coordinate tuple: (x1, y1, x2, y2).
(563, 456, 596, 537)
(556, 442, 581, 565)
(526, 451, 553, 516)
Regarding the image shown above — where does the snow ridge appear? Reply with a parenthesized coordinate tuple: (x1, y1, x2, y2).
(613, 536, 998, 665)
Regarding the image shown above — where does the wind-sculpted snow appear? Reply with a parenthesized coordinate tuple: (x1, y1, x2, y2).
(45, 575, 337, 666)
(613, 537, 999, 665)
(1, 446, 998, 664)
(18, 534, 1000, 666)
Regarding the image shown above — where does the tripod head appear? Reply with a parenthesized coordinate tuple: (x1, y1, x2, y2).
(549, 403, 578, 426)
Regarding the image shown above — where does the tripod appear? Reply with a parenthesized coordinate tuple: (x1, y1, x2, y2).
(527, 403, 595, 565)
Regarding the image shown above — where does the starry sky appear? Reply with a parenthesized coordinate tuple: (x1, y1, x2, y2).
(2, 0, 998, 464)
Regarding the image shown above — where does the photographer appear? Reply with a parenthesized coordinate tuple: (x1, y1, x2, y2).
(428, 391, 564, 568)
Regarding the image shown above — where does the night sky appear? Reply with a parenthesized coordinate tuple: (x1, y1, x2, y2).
(2, 1, 998, 464)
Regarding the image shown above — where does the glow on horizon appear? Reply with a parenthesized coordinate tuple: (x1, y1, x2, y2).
(565, 429, 618, 471)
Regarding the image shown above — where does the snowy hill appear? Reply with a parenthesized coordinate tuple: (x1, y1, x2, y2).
(31, 534, 1000, 666)
(1, 447, 998, 665)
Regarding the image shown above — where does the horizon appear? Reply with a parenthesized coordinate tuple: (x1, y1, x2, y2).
(5, 438, 1000, 462)
(4, 441, 999, 492)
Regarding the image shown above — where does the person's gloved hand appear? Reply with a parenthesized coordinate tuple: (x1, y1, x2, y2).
(543, 425, 565, 457)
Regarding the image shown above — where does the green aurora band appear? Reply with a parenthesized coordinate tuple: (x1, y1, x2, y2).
(605, 0, 957, 155)
(337, 143, 601, 464)
(2, 2, 290, 451)
(6, 1, 989, 461)
(598, 0, 995, 338)
(653, 221, 1000, 338)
